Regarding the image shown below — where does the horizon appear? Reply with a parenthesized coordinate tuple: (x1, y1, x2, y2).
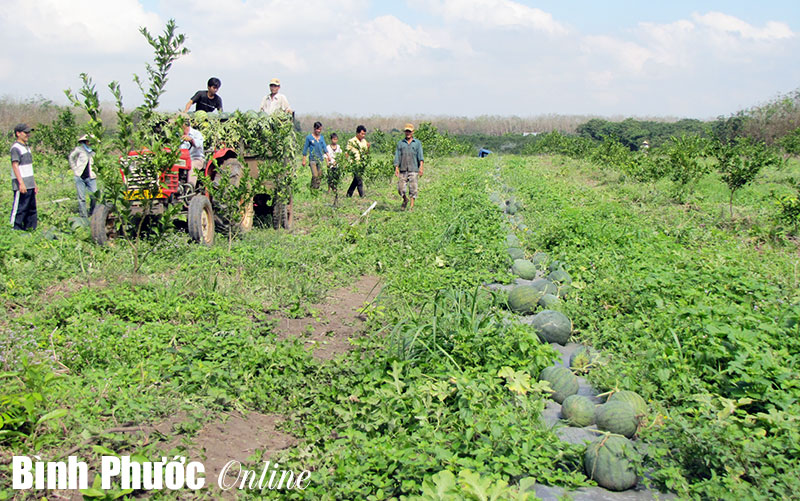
(2, 1, 798, 120)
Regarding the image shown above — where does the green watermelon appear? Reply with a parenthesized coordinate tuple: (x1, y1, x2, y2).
(548, 260, 564, 273)
(508, 247, 525, 260)
(530, 278, 558, 296)
(539, 366, 579, 403)
(584, 435, 639, 491)
(537, 293, 561, 309)
(505, 202, 518, 215)
(532, 252, 549, 269)
(595, 401, 638, 438)
(608, 391, 647, 419)
(506, 233, 520, 247)
(530, 310, 572, 345)
(569, 346, 600, 374)
(561, 395, 596, 427)
(547, 269, 572, 286)
(507, 285, 543, 315)
(512, 259, 537, 280)
(517, 223, 529, 232)
(489, 192, 502, 204)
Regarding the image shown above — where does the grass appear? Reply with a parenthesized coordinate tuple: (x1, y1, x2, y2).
(3, 149, 800, 499)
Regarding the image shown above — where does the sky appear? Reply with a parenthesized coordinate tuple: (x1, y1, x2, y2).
(1, 0, 798, 119)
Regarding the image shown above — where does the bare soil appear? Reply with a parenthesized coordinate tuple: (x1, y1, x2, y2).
(271, 275, 382, 360)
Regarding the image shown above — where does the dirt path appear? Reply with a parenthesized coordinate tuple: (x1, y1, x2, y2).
(271, 275, 382, 360)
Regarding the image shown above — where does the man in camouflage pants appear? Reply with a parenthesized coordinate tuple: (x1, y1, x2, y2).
(394, 123, 424, 211)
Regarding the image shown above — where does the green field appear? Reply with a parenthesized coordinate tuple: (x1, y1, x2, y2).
(2, 150, 799, 500)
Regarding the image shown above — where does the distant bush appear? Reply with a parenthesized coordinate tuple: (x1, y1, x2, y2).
(576, 117, 707, 150)
(29, 108, 80, 157)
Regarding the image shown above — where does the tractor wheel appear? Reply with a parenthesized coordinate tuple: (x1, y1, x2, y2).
(91, 204, 120, 245)
(188, 195, 215, 245)
(221, 158, 244, 187)
(219, 157, 254, 233)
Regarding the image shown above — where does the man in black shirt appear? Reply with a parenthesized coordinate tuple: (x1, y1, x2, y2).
(184, 77, 223, 113)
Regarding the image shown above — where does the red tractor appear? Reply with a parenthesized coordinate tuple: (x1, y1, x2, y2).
(90, 146, 292, 246)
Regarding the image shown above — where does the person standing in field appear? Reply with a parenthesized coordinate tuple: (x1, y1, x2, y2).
(9, 123, 37, 230)
(184, 77, 223, 113)
(394, 123, 424, 211)
(326, 132, 342, 196)
(302, 121, 328, 190)
(346, 125, 369, 198)
(259, 78, 292, 115)
(180, 120, 205, 186)
(68, 134, 97, 218)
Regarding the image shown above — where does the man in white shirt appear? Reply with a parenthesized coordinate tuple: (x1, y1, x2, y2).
(259, 78, 293, 115)
(180, 121, 205, 186)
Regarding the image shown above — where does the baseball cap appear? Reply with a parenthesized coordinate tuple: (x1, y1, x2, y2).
(78, 134, 90, 142)
(14, 123, 33, 134)
(269, 78, 281, 86)
(403, 123, 415, 132)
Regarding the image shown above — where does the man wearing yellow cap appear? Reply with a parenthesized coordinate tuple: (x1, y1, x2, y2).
(259, 78, 292, 115)
(394, 123, 424, 210)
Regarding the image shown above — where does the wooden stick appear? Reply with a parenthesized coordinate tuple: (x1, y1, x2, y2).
(351, 201, 377, 226)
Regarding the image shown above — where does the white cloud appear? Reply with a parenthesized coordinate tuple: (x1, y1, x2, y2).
(4, 0, 161, 54)
(413, 0, 568, 35)
(692, 12, 794, 41)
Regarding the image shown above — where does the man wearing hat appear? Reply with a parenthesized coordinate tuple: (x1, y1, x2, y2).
(394, 123, 424, 211)
(9, 123, 37, 230)
(259, 78, 292, 115)
(68, 134, 98, 218)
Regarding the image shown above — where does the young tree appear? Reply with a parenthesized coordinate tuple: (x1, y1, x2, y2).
(714, 137, 781, 218)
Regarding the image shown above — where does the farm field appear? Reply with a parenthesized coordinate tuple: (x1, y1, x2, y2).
(2, 151, 800, 500)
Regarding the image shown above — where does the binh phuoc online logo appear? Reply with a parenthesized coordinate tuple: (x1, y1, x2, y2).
(11, 455, 311, 492)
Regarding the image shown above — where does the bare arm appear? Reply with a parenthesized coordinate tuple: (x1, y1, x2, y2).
(11, 161, 26, 194)
(184, 100, 194, 113)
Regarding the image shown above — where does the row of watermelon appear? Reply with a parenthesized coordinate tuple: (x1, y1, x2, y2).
(489, 175, 647, 493)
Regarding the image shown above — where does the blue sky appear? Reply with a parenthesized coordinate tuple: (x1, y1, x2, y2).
(2, 0, 798, 120)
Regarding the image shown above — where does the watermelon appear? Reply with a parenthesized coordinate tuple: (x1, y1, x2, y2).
(517, 223, 529, 232)
(530, 278, 558, 296)
(507, 286, 543, 314)
(595, 401, 638, 438)
(489, 192, 502, 204)
(569, 346, 600, 374)
(506, 233, 520, 247)
(505, 202, 518, 215)
(530, 310, 572, 345)
(584, 435, 639, 491)
(547, 269, 572, 286)
(511, 259, 537, 280)
(508, 247, 525, 260)
(531, 252, 549, 269)
(537, 293, 561, 309)
(608, 391, 647, 419)
(548, 260, 564, 273)
(539, 366, 579, 403)
(561, 395, 595, 427)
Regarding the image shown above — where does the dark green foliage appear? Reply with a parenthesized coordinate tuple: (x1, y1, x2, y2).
(713, 137, 781, 217)
(577, 117, 707, 150)
(30, 108, 79, 156)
